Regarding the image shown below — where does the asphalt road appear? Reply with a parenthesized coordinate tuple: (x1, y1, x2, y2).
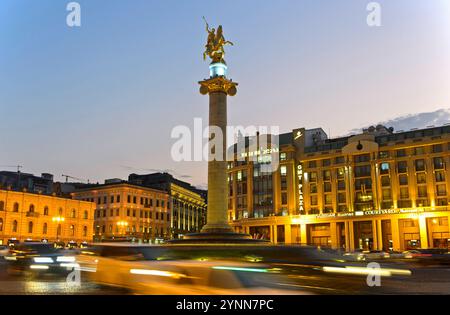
(0, 260, 449, 295)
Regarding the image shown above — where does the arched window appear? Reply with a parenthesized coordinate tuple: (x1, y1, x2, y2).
(83, 210, 88, 219)
(71, 209, 76, 218)
(70, 225, 75, 236)
(12, 220, 18, 232)
(57, 224, 62, 237)
(13, 203, 19, 212)
(83, 226, 88, 237)
(0, 218, 3, 231)
(29, 204, 35, 213)
(28, 221, 33, 233)
(109, 224, 112, 233)
(0, 201, 4, 211)
(43, 223, 48, 235)
(43, 207, 49, 216)
(58, 208, 63, 216)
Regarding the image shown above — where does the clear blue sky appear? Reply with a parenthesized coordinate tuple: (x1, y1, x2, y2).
(1, 0, 449, 187)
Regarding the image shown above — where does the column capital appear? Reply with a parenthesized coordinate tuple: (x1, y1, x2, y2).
(199, 76, 238, 96)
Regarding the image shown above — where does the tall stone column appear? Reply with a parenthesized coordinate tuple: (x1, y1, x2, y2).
(199, 66, 238, 234)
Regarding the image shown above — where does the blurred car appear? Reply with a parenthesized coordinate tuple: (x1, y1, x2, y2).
(76, 244, 307, 294)
(54, 241, 65, 249)
(402, 248, 450, 265)
(4, 242, 78, 276)
(0, 245, 9, 258)
(76, 243, 411, 294)
(343, 250, 366, 261)
(362, 250, 391, 260)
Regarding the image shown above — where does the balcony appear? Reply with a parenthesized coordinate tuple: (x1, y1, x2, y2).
(26, 211, 40, 218)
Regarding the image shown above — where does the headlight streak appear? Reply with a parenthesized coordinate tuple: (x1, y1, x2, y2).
(322, 266, 411, 277)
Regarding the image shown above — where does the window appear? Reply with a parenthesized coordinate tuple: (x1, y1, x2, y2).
(116, 209, 119, 216)
(308, 161, 317, 168)
(44, 207, 49, 216)
(396, 149, 406, 157)
(83, 226, 88, 237)
(71, 209, 76, 218)
(338, 193, 346, 204)
(432, 144, 443, 153)
(400, 187, 409, 199)
(127, 195, 131, 203)
(323, 170, 331, 181)
(381, 176, 390, 187)
(433, 157, 444, 169)
(397, 161, 407, 173)
(280, 152, 287, 161)
(310, 172, 317, 182)
(0, 218, 3, 231)
(416, 173, 427, 184)
(324, 182, 332, 193)
(133, 196, 137, 204)
(29, 204, 35, 212)
(354, 154, 370, 163)
(415, 159, 425, 172)
(281, 193, 287, 205)
(379, 151, 389, 159)
(436, 171, 445, 182)
(12, 220, 18, 233)
(310, 195, 318, 206)
(0, 201, 3, 211)
(380, 162, 389, 174)
(382, 189, 391, 200)
(418, 186, 428, 198)
(28, 221, 33, 234)
(337, 168, 345, 179)
(414, 147, 425, 155)
(111, 196, 114, 203)
(324, 194, 332, 205)
(354, 165, 371, 177)
(43, 223, 47, 235)
(436, 184, 447, 197)
(13, 203, 19, 212)
(322, 159, 331, 167)
(84, 210, 88, 219)
(310, 183, 317, 194)
(280, 166, 287, 176)
(337, 180, 345, 191)
(58, 208, 63, 215)
(399, 174, 408, 186)
(116, 195, 120, 203)
(335, 156, 345, 164)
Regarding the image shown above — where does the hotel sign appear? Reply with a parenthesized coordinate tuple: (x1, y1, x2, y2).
(316, 208, 429, 219)
(297, 164, 304, 213)
(240, 147, 279, 158)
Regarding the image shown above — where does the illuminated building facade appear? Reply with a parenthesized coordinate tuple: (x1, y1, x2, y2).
(228, 125, 450, 251)
(72, 183, 171, 243)
(128, 173, 207, 238)
(0, 189, 95, 245)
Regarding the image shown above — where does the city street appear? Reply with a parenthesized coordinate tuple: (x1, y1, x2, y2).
(0, 260, 449, 295)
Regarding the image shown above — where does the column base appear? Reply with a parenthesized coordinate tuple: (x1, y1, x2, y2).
(200, 223, 235, 234)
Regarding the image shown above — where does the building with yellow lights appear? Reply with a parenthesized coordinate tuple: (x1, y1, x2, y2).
(0, 189, 95, 245)
(228, 125, 450, 252)
(72, 182, 171, 243)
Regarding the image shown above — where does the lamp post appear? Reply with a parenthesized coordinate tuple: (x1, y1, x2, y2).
(52, 216, 65, 243)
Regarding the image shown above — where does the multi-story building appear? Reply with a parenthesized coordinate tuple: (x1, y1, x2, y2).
(72, 182, 172, 243)
(228, 125, 450, 252)
(0, 171, 54, 194)
(128, 173, 207, 237)
(0, 189, 95, 245)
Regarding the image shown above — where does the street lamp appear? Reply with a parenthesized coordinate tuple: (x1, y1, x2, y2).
(52, 216, 65, 243)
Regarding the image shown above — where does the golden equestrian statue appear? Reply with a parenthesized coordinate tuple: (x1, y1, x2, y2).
(203, 16, 234, 64)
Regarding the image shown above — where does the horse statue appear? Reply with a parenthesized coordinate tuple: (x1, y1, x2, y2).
(203, 17, 234, 64)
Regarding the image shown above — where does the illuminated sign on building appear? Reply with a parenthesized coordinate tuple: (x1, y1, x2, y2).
(315, 208, 434, 219)
(297, 164, 304, 213)
(240, 147, 279, 158)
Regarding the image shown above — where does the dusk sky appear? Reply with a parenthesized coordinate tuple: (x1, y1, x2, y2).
(1, 0, 449, 188)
